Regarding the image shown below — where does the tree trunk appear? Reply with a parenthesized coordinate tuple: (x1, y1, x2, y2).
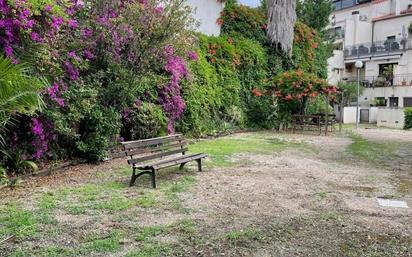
(267, 0, 297, 56)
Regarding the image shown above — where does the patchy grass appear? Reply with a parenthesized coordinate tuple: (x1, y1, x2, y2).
(80, 230, 123, 253)
(347, 132, 412, 196)
(347, 132, 399, 168)
(189, 135, 296, 166)
(135, 225, 168, 242)
(125, 243, 172, 257)
(0, 203, 38, 240)
(225, 228, 263, 245)
(1, 131, 411, 257)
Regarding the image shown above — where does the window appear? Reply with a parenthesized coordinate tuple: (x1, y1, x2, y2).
(374, 97, 387, 107)
(379, 63, 397, 75)
(387, 36, 396, 41)
(389, 97, 399, 107)
(404, 97, 412, 107)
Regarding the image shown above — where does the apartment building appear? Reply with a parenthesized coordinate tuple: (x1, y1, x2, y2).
(328, 0, 412, 127)
(186, 0, 225, 36)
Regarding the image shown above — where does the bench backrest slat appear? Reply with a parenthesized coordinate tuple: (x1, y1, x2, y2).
(125, 141, 187, 157)
(123, 134, 183, 150)
(122, 134, 187, 166)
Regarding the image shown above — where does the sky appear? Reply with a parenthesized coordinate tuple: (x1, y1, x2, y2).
(238, 0, 260, 8)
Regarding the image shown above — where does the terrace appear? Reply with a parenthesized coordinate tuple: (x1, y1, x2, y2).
(344, 38, 412, 59)
(332, 0, 371, 11)
(343, 73, 412, 88)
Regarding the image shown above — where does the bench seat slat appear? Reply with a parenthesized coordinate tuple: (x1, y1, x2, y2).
(153, 154, 207, 170)
(133, 153, 207, 169)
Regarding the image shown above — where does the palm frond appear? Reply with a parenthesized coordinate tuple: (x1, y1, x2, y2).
(0, 54, 46, 143)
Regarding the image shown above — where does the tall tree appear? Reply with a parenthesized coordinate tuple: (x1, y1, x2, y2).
(266, 0, 297, 56)
(296, 0, 333, 33)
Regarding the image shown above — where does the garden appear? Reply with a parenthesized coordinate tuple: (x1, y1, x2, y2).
(1, 0, 411, 256)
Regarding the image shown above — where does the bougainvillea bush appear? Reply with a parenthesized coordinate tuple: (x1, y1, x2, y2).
(0, 0, 197, 167)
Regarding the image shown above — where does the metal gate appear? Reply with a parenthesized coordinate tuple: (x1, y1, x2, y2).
(360, 109, 369, 123)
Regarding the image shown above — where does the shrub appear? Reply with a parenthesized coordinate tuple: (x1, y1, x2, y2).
(270, 69, 335, 115)
(221, 0, 267, 44)
(76, 106, 121, 162)
(404, 108, 412, 130)
(0, 149, 38, 174)
(122, 102, 167, 140)
(0, 166, 7, 184)
(305, 95, 333, 115)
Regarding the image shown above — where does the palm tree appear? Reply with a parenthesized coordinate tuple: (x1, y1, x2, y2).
(267, 0, 297, 56)
(0, 54, 45, 144)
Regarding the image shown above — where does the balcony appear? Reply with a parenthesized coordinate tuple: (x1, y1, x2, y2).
(342, 73, 412, 88)
(333, 0, 371, 11)
(344, 39, 412, 59)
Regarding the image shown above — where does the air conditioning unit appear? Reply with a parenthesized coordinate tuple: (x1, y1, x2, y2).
(359, 15, 368, 21)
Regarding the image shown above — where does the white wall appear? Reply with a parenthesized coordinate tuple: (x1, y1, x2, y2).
(343, 106, 359, 123)
(377, 108, 405, 128)
(374, 15, 412, 42)
(369, 107, 379, 123)
(361, 85, 412, 107)
(186, 0, 225, 36)
(327, 50, 344, 85)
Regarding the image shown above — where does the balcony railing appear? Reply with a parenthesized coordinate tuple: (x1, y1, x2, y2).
(342, 73, 412, 88)
(344, 38, 412, 59)
(333, 0, 371, 11)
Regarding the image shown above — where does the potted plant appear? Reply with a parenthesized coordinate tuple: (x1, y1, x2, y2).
(402, 79, 407, 86)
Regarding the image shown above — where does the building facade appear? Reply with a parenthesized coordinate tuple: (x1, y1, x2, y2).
(328, 0, 412, 109)
(186, 0, 225, 36)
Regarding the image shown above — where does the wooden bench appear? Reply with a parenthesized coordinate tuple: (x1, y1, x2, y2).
(121, 134, 207, 188)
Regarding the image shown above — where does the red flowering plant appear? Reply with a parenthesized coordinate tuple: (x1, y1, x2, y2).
(267, 69, 337, 115)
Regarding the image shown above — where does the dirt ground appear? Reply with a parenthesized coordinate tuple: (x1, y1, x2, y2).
(1, 128, 411, 257)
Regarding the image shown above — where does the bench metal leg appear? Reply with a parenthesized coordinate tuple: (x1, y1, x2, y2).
(130, 168, 138, 187)
(179, 163, 186, 170)
(196, 159, 202, 172)
(130, 168, 156, 188)
(151, 168, 156, 188)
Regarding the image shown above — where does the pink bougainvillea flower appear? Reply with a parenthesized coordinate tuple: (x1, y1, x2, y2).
(164, 45, 174, 56)
(67, 19, 78, 29)
(155, 6, 164, 14)
(51, 16, 64, 30)
(83, 49, 95, 60)
(30, 32, 42, 42)
(67, 51, 81, 61)
(187, 51, 198, 61)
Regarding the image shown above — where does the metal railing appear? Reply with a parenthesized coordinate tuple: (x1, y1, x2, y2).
(344, 38, 412, 59)
(333, 0, 371, 11)
(342, 73, 412, 88)
(333, 0, 357, 10)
